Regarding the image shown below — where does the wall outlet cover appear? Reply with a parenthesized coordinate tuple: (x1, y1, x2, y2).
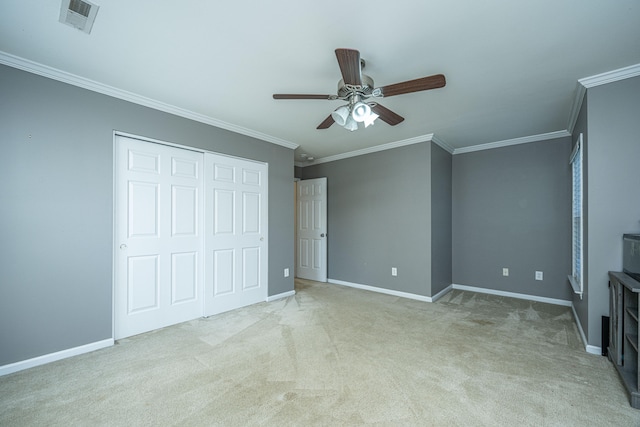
(535, 271, 543, 281)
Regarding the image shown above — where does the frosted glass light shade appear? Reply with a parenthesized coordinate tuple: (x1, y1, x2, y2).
(331, 105, 350, 126)
(351, 102, 371, 122)
(343, 116, 358, 131)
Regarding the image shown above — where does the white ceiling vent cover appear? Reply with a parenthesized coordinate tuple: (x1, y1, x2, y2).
(59, 0, 99, 34)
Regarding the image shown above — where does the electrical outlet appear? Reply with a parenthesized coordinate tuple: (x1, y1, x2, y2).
(391, 267, 398, 276)
(535, 271, 543, 281)
(502, 268, 509, 277)
(284, 268, 290, 278)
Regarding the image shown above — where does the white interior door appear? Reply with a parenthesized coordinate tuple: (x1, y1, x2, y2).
(296, 178, 327, 282)
(204, 153, 268, 316)
(115, 135, 203, 339)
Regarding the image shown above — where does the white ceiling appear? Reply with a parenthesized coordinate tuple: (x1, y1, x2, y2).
(1, 1, 639, 161)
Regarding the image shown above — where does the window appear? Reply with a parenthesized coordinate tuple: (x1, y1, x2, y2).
(569, 133, 583, 298)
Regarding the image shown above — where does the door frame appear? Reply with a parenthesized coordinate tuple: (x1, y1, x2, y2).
(295, 177, 328, 282)
(112, 131, 269, 338)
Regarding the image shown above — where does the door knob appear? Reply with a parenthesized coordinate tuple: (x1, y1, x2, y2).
(321, 233, 325, 237)
(120, 244, 127, 250)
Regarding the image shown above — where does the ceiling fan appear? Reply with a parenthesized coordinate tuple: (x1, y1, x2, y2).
(273, 48, 446, 131)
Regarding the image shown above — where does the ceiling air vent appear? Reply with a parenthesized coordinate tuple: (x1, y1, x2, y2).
(59, 0, 99, 34)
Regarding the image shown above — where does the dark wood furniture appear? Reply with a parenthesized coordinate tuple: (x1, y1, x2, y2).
(609, 271, 640, 409)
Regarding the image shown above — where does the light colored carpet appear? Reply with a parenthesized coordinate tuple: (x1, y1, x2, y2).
(1, 279, 638, 426)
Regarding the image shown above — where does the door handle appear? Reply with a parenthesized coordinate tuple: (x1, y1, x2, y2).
(321, 233, 325, 237)
(120, 244, 127, 250)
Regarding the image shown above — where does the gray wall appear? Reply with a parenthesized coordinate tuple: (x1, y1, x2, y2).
(431, 144, 453, 295)
(585, 75, 640, 347)
(452, 138, 573, 301)
(0, 64, 295, 366)
(302, 143, 432, 296)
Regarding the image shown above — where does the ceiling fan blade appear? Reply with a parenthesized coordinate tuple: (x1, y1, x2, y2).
(378, 74, 446, 97)
(273, 94, 334, 100)
(335, 48, 362, 86)
(317, 115, 334, 129)
(370, 104, 405, 126)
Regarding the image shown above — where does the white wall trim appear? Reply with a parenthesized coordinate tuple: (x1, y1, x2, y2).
(309, 134, 434, 165)
(566, 63, 640, 135)
(431, 135, 455, 154)
(329, 279, 433, 302)
(569, 304, 602, 356)
(451, 284, 572, 307)
(431, 284, 454, 302)
(578, 63, 640, 89)
(0, 338, 114, 377)
(0, 50, 299, 151)
(451, 284, 600, 354)
(266, 290, 295, 302)
(452, 130, 571, 155)
(566, 83, 587, 135)
(327, 279, 602, 355)
(327, 280, 574, 307)
(585, 345, 602, 355)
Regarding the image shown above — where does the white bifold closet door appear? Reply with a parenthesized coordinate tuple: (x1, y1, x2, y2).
(115, 135, 204, 339)
(115, 136, 268, 339)
(203, 153, 268, 316)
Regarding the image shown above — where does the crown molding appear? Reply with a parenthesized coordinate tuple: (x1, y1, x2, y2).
(431, 135, 455, 154)
(295, 63, 640, 163)
(567, 63, 640, 134)
(308, 134, 435, 165)
(452, 130, 571, 155)
(566, 82, 587, 135)
(0, 51, 299, 150)
(578, 62, 640, 88)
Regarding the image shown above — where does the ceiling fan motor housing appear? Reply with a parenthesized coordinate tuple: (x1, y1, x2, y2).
(338, 74, 375, 99)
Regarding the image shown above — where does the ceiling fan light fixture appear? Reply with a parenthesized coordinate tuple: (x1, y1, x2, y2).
(364, 112, 379, 128)
(351, 101, 372, 122)
(331, 105, 350, 126)
(343, 115, 358, 131)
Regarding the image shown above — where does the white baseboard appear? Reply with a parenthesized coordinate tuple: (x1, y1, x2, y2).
(0, 338, 114, 376)
(431, 284, 454, 302)
(569, 304, 603, 355)
(452, 284, 601, 355)
(451, 284, 572, 307)
(328, 279, 433, 302)
(326, 279, 600, 355)
(266, 290, 295, 302)
(326, 280, 573, 307)
(585, 345, 602, 355)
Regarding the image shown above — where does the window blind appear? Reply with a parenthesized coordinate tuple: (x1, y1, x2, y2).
(569, 133, 583, 297)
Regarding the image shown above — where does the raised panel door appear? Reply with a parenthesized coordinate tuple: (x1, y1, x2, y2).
(115, 135, 203, 339)
(204, 153, 268, 316)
